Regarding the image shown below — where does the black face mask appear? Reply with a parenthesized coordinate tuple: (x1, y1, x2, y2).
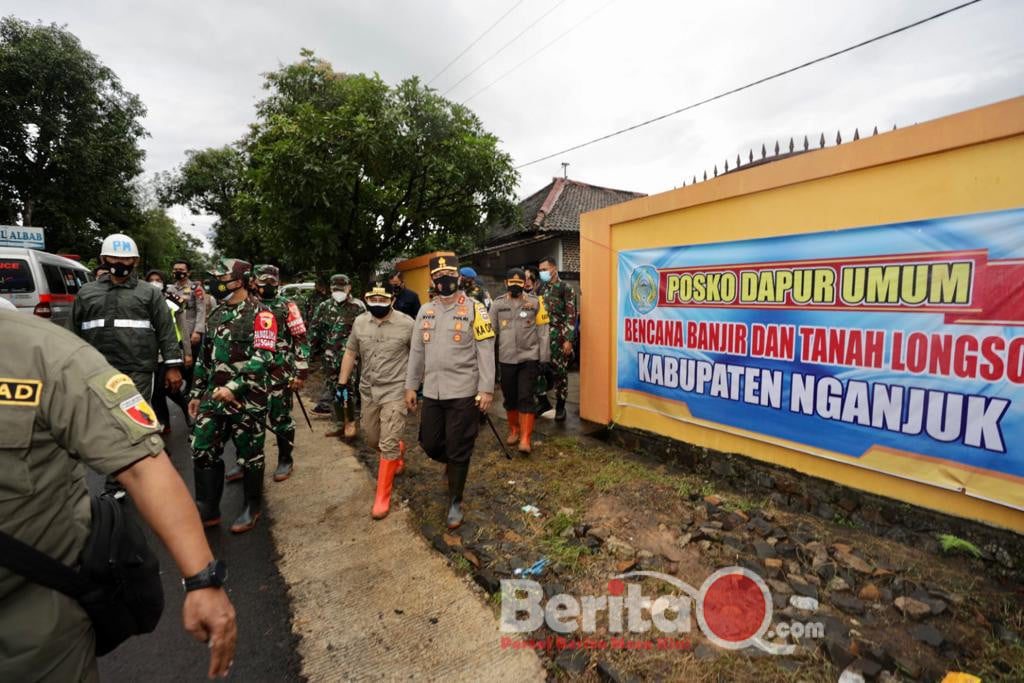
(108, 262, 133, 278)
(434, 275, 459, 296)
(508, 285, 523, 297)
(258, 285, 277, 300)
(206, 277, 239, 302)
(173, 270, 188, 281)
(368, 303, 391, 318)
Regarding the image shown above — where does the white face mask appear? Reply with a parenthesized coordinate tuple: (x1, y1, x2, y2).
(331, 290, 348, 302)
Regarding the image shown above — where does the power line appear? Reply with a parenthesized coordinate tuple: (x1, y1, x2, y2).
(427, 0, 526, 86)
(443, 0, 569, 96)
(462, 0, 618, 104)
(516, 0, 984, 169)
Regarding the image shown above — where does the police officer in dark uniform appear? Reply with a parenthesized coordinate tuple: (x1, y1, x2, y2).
(404, 255, 495, 529)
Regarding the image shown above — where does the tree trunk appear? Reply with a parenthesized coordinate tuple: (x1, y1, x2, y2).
(23, 197, 34, 226)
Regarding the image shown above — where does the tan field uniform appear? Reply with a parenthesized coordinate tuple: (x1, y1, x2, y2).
(0, 312, 163, 682)
(347, 310, 415, 460)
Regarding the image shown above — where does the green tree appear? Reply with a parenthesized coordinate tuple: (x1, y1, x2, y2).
(243, 50, 518, 283)
(158, 145, 275, 267)
(0, 16, 147, 256)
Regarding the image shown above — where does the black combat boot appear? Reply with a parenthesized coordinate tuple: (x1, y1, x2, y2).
(194, 460, 225, 527)
(445, 461, 470, 530)
(535, 394, 553, 416)
(555, 398, 567, 421)
(230, 465, 264, 534)
(274, 431, 294, 482)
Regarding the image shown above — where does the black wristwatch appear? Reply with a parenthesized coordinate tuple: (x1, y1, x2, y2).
(182, 559, 228, 592)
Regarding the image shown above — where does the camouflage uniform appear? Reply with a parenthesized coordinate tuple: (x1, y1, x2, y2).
(189, 258, 276, 531)
(538, 277, 577, 409)
(310, 274, 364, 430)
(255, 265, 310, 482)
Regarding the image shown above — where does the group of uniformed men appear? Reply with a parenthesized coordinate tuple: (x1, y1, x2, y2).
(0, 231, 578, 681)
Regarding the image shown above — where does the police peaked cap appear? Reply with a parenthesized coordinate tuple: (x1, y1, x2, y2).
(429, 255, 458, 275)
(365, 278, 394, 299)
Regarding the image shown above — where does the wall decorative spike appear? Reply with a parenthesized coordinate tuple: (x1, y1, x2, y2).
(713, 165, 718, 177)
(819, 133, 826, 148)
(761, 143, 766, 159)
(725, 159, 729, 172)
(873, 126, 879, 136)
(853, 128, 860, 141)
(788, 137, 795, 153)
(749, 149, 754, 163)
(736, 154, 741, 167)
(803, 135, 809, 151)
(774, 140, 780, 156)
(836, 130, 842, 145)
(703, 170, 707, 181)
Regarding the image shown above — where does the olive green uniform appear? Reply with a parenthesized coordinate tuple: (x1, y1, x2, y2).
(69, 274, 184, 400)
(347, 310, 414, 460)
(0, 312, 163, 682)
(310, 296, 364, 427)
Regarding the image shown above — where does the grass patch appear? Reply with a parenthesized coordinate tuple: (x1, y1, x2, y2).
(540, 535, 590, 572)
(452, 555, 472, 573)
(937, 533, 982, 559)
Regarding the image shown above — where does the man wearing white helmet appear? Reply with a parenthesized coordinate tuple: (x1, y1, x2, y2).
(69, 233, 184, 407)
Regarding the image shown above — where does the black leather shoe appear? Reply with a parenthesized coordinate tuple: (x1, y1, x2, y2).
(536, 394, 553, 415)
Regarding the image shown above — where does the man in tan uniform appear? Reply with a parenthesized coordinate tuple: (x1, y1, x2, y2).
(339, 278, 414, 519)
(404, 255, 495, 530)
(491, 268, 550, 454)
(0, 308, 236, 682)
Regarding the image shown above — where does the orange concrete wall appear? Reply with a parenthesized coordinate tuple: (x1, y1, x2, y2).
(395, 251, 455, 306)
(580, 96, 1024, 532)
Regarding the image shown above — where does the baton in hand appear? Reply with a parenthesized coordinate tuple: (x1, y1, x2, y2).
(484, 413, 513, 460)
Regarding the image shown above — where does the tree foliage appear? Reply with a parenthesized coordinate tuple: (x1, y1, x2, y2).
(157, 145, 273, 266)
(0, 16, 148, 256)
(242, 50, 518, 282)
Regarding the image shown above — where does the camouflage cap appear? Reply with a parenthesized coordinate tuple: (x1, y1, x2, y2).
(254, 264, 280, 285)
(210, 257, 252, 280)
(329, 273, 350, 289)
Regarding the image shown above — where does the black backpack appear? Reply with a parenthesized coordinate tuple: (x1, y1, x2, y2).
(0, 493, 165, 656)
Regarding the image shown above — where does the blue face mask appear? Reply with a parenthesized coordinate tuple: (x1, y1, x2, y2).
(539, 270, 552, 283)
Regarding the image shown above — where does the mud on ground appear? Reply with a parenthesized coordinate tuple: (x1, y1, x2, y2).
(344, 410, 1023, 683)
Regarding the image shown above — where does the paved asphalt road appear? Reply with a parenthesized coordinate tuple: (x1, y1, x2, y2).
(88, 403, 303, 682)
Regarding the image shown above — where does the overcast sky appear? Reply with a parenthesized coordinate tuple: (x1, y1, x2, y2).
(9, 0, 1024, 249)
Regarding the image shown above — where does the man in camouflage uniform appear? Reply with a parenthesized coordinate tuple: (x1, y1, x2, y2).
(310, 274, 364, 438)
(188, 258, 276, 534)
(459, 266, 492, 309)
(536, 256, 577, 421)
(229, 265, 310, 483)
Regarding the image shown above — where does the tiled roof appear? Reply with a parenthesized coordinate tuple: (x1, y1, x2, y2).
(487, 178, 645, 244)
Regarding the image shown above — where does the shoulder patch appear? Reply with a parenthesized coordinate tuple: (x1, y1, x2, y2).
(104, 373, 135, 394)
(285, 300, 307, 336)
(0, 377, 43, 406)
(120, 394, 158, 429)
(536, 297, 550, 326)
(254, 310, 278, 350)
(473, 302, 495, 341)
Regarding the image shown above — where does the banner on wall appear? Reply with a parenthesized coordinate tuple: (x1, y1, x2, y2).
(617, 207, 1024, 510)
